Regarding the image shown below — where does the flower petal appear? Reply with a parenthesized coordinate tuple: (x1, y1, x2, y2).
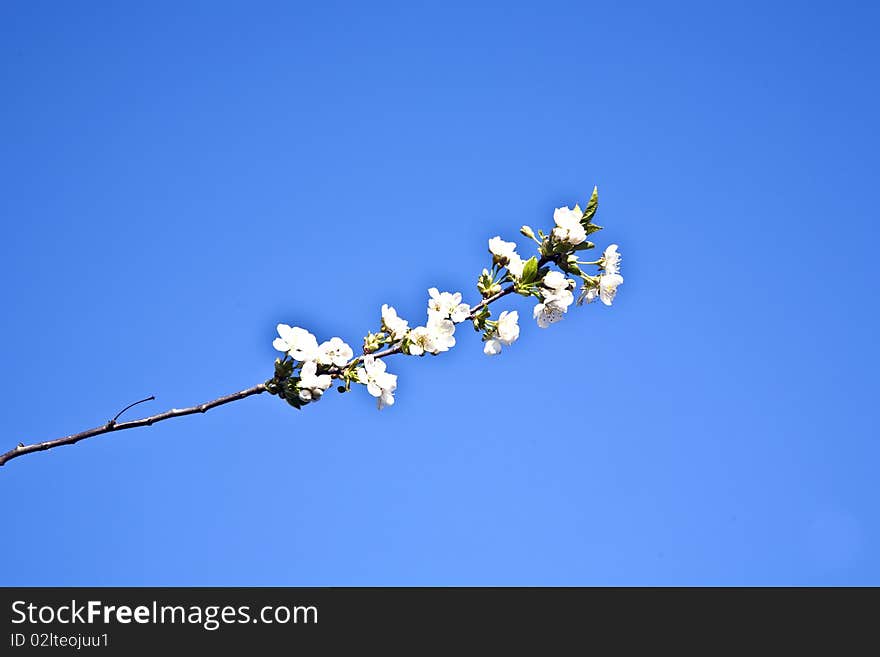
(483, 339, 502, 356)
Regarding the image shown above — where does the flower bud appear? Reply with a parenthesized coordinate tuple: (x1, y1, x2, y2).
(520, 225, 536, 240)
(478, 269, 500, 298)
(363, 332, 383, 354)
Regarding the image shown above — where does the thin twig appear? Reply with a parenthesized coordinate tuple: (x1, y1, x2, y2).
(0, 384, 267, 467)
(109, 395, 156, 426)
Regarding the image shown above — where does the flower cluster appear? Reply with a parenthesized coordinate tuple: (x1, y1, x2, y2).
(268, 325, 354, 406)
(551, 206, 588, 246)
(382, 288, 472, 358)
(356, 356, 397, 410)
(578, 244, 624, 305)
(533, 270, 576, 328)
(266, 187, 623, 411)
(483, 310, 520, 355)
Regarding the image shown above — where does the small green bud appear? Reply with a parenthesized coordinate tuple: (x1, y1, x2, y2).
(477, 268, 501, 297)
(363, 332, 383, 353)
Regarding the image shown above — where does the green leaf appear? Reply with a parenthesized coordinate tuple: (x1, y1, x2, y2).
(521, 256, 538, 283)
(581, 186, 598, 224)
(573, 241, 595, 251)
(584, 223, 603, 236)
(274, 358, 293, 379)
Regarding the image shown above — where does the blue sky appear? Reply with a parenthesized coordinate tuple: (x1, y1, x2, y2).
(1, 1, 877, 585)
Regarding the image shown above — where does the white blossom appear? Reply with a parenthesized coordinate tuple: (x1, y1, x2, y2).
(317, 337, 354, 368)
(578, 285, 598, 305)
(533, 274, 575, 328)
(602, 244, 621, 275)
(406, 326, 431, 356)
(427, 288, 470, 323)
(551, 206, 587, 246)
(506, 252, 525, 279)
(540, 271, 575, 312)
(381, 304, 410, 340)
(273, 324, 319, 362)
(298, 360, 332, 402)
(356, 356, 397, 409)
(533, 300, 566, 328)
(483, 310, 519, 356)
(426, 316, 456, 353)
(578, 245, 623, 306)
(488, 236, 526, 279)
(599, 273, 624, 306)
(406, 320, 456, 356)
(542, 270, 572, 293)
(495, 310, 520, 345)
(548, 287, 575, 309)
(483, 338, 502, 356)
(488, 236, 517, 261)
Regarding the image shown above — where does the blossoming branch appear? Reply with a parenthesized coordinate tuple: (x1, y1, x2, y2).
(0, 188, 623, 467)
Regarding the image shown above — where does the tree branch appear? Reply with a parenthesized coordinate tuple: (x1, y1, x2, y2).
(0, 384, 267, 468)
(3, 256, 558, 469)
